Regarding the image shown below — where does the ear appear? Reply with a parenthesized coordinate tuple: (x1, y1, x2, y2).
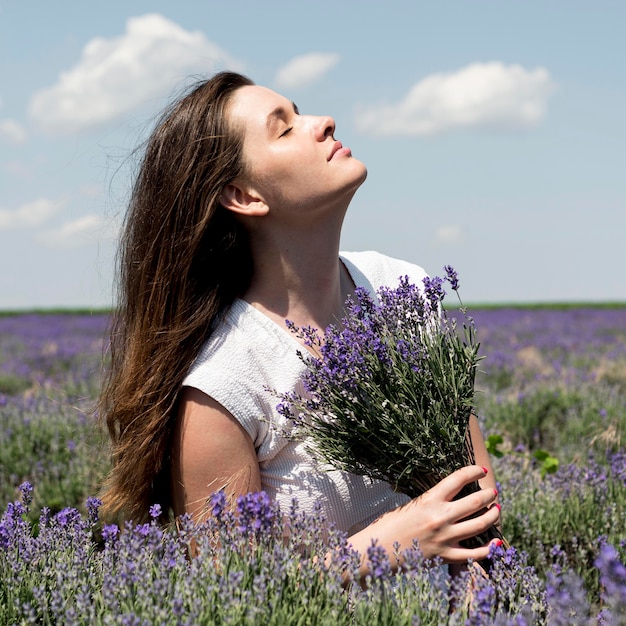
(220, 183, 269, 217)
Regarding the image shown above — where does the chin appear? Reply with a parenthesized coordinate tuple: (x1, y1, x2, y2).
(346, 157, 367, 184)
(353, 163, 368, 188)
(340, 173, 367, 205)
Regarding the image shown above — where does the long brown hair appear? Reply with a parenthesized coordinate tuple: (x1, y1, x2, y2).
(99, 71, 254, 523)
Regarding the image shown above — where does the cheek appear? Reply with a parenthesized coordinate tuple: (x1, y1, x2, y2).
(242, 143, 322, 205)
(243, 161, 292, 207)
(255, 156, 310, 195)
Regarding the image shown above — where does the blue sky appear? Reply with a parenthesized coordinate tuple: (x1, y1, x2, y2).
(1, 1, 625, 309)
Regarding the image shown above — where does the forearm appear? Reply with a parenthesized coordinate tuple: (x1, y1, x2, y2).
(469, 414, 501, 531)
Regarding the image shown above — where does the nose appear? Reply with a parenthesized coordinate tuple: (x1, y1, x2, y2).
(313, 115, 335, 140)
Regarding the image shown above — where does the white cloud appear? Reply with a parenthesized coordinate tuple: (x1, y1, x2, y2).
(275, 52, 340, 89)
(0, 198, 61, 230)
(434, 224, 465, 246)
(36, 214, 120, 248)
(356, 62, 555, 137)
(28, 13, 241, 134)
(0, 119, 27, 144)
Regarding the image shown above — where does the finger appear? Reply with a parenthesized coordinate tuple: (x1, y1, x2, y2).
(440, 538, 502, 564)
(433, 465, 490, 501)
(492, 501, 502, 527)
(450, 505, 502, 544)
(451, 486, 499, 522)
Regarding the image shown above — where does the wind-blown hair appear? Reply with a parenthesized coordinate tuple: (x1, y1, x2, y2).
(99, 71, 254, 523)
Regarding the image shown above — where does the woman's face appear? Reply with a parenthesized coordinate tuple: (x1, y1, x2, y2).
(227, 85, 367, 220)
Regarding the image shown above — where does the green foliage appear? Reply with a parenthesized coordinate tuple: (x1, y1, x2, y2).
(0, 395, 109, 524)
(494, 453, 626, 601)
(487, 434, 560, 478)
(477, 383, 625, 461)
(481, 367, 514, 393)
(485, 434, 504, 458)
(532, 449, 559, 478)
(0, 374, 31, 395)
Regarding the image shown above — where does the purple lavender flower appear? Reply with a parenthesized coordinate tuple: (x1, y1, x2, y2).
(149, 503, 162, 520)
(444, 265, 460, 292)
(422, 275, 445, 312)
(366, 540, 392, 580)
(467, 579, 497, 625)
(595, 543, 626, 618)
(210, 490, 227, 519)
(545, 569, 591, 625)
(19, 481, 34, 507)
(609, 451, 626, 486)
(236, 491, 275, 537)
(483, 543, 547, 622)
(102, 523, 120, 542)
(285, 320, 323, 349)
(54, 507, 81, 528)
(86, 496, 102, 525)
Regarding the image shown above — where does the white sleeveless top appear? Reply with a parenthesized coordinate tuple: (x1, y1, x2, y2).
(183, 251, 428, 535)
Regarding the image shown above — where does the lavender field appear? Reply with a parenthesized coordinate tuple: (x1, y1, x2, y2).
(1, 307, 625, 624)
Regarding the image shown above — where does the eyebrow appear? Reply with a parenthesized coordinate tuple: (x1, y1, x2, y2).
(266, 101, 299, 132)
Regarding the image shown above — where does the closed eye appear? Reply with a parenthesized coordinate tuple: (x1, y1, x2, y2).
(267, 101, 299, 138)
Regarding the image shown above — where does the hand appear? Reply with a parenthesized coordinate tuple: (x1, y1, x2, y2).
(349, 465, 501, 569)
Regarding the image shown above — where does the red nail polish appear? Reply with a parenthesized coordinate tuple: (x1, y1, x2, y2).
(494, 503, 501, 511)
(494, 539, 503, 547)
(482, 466, 489, 474)
(493, 488, 498, 497)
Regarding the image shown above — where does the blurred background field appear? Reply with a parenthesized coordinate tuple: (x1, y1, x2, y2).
(1, 305, 625, 600)
(0, 312, 110, 518)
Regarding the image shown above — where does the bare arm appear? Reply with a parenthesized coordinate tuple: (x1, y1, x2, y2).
(469, 413, 501, 529)
(171, 386, 261, 522)
(470, 414, 497, 491)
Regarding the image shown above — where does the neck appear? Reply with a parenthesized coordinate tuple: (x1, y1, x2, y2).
(243, 213, 353, 332)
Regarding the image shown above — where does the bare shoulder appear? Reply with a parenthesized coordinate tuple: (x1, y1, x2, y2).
(171, 386, 261, 520)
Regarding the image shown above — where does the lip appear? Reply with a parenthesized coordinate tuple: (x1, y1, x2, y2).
(328, 141, 351, 161)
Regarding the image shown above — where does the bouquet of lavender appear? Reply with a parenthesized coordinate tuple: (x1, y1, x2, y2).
(277, 266, 503, 549)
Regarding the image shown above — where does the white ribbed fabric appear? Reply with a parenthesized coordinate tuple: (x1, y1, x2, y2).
(183, 251, 429, 535)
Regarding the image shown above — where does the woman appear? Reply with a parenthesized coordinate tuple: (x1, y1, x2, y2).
(100, 71, 501, 578)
